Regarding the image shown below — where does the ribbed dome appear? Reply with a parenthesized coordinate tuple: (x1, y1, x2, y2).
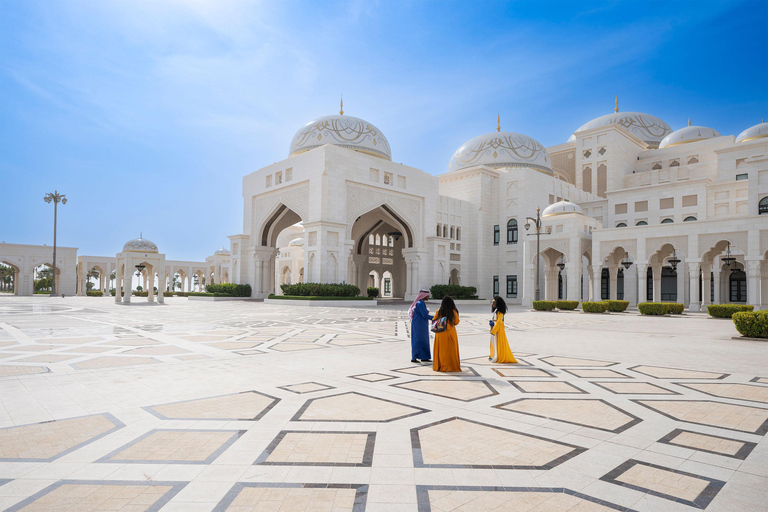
(288, 115, 391, 160)
(659, 124, 720, 148)
(568, 111, 672, 148)
(123, 234, 158, 253)
(542, 201, 583, 217)
(214, 247, 230, 256)
(448, 131, 551, 173)
(736, 122, 768, 143)
(288, 237, 303, 247)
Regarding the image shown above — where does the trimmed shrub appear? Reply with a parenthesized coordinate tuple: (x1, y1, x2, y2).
(204, 283, 252, 297)
(666, 303, 685, 314)
(268, 294, 372, 301)
(367, 287, 379, 298)
(582, 301, 608, 313)
(555, 300, 579, 310)
(707, 304, 754, 319)
(638, 302, 667, 315)
(280, 283, 360, 297)
(188, 292, 234, 297)
(163, 291, 174, 297)
(132, 291, 148, 297)
(602, 300, 629, 312)
(86, 290, 103, 297)
(732, 311, 768, 338)
(532, 300, 557, 311)
(430, 284, 478, 300)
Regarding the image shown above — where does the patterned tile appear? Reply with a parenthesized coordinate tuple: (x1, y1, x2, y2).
(4, 480, 186, 512)
(675, 382, 768, 404)
(270, 343, 327, 352)
(392, 379, 498, 402)
(5, 345, 59, 352)
(63, 346, 115, 353)
(508, 380, 587, 394)
(0, 365, 50, 376)
(15, 354, 78, 363)
(634, 399, 768, 435)
(461, 356, 530, 366)
(144, 390, 280, 421)
(392, 365, 479, 377)
(328, 336, 377, 346)
(255, 431, 375, 466)
(563, 368, 632, 379)
(492, 367, 556, 378)
(45, 336, 104, 344)
(205, 341, 263, 350)
(213, 483, 367, 512)
(348, 372, 397, 382)
(70, 356, 160, 370)
(412, 417, 585, 469)
(416, 486, 633, 512)
(101, 338, 161, 347)
(278, 382, 336, 394)
(122, 346, 192, 355)
(0, 413, 124, 462)
(292, 392, 428, 422)
(540, 356, 618, 367)
(750, 376, 768, 384)
(629, 365, 728, 380)
(601, 459, 725, 509)
(181, 335, 229, 342)
(495, 398, 642, 433)
(590, 381, 678, 395)
(658, 428, 757, 460)
(98, 429, 244, 464)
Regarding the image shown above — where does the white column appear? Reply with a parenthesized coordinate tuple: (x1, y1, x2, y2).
(114, 265, 122, 303)
(592, 267, 601, 302)
(746, 260, 760, 307)
(713, 270, 721, 304)
(636, 263, 647, 304)
(609, 267, 618, 300)
(676, 264, 686, 304)
(147, 265, 155, 302)
(688, 262, 701, 312)
(586, 265, 594, 301)
(123, 258, 132, 304)
(157, 263, 165, 303)
(652, 265, 661, 302)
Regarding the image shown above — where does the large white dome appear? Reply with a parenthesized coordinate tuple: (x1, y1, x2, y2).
(568, 111, 672, 148)
(214, 247, 230, 256)
(448, 131, 551, 173)
(542, 200, 583, 217)
(736, 122, 768, 143)
(123, 234, 158, 253)
(288, 114, 391, 160)
(659, 124, 720, 149)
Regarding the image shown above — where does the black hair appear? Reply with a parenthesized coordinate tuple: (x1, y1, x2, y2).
(492, 296, 507, 315)
(437, 296, 458, 324)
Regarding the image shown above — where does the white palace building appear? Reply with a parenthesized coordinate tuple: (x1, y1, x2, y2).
(230, 100, 768, 310)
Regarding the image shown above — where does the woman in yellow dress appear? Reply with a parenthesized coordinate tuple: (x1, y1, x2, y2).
(489, 296, 517, 363)
(432, 296, 461, 372)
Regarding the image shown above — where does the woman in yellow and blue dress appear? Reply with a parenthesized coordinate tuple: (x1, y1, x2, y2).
(489, 296, 517, 363)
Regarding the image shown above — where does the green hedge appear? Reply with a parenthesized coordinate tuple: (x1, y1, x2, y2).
(268, 294, 372, 301)
(555, 300, 579, 310)
(367, 287, 379, 298)
(204, 283, 252, 297)
(86, 291, 103, 297)
(733, 311, 768, 338)
(582, 301, 608, 313)
(532, 300, 557, 311)
(430, 284, 478, 300)
(602, 300, 629, 312)
(707, 304, 754, 318)
(132, 291, 148, 297)
(666, 303, 685, 314)
(280, 283, 359, 297)
(188, 292, 234, 297)
(638, 302, 669, 315)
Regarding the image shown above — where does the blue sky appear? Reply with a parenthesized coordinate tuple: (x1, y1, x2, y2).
(1, 0, 766, 261)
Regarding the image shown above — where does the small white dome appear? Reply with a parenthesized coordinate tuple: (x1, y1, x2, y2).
(659, 124, 720, 148)
(568, 111, 672, 148)
(288, 237, 303, 247)
(542, 201, 583, 217)
(123, 234, 158, 253)
(214, 247, 230, 256)
(736, 122, 768, 143)
(448, 131, 551, 173)
(289, 114, 391, 160)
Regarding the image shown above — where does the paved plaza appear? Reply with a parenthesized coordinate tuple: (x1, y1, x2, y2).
(0, 297, 766, 512)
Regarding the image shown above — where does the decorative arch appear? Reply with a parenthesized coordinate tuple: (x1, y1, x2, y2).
(259, 202, 304, 248)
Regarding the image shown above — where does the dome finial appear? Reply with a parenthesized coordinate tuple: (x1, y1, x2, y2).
(497, 114, 500, 132)
(614, 95, 619, 113)
(339, 95, 343, 115)
(688, 116, 691, 126)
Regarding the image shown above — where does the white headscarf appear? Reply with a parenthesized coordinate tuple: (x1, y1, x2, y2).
(408, 289, 430, 320)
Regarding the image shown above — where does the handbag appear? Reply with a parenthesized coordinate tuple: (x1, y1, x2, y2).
(431, 316, 448, 333)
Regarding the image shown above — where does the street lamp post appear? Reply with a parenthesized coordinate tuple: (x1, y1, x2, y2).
(43, 191, 67, 296)
(524, 207, 550, 302)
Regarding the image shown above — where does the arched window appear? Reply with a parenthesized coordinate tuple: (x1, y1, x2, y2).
(456, 228, 461, 241)
(760, 196, 768, 215)
(661, 218, 674, 224)
(616, 223, 627, 228)
(450, 226, 455, 239)
(443, 225, 448, 238)
(436, 224, 441, 237)
(683, 216, 697, 222)
(375, 234, 381, 245)
(636, 220, 648, 226)
(507, 219, 518, 244)
(369, 234, 375, 245)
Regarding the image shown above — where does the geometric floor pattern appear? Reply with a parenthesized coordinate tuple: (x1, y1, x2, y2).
(0, 296, 766, 512)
